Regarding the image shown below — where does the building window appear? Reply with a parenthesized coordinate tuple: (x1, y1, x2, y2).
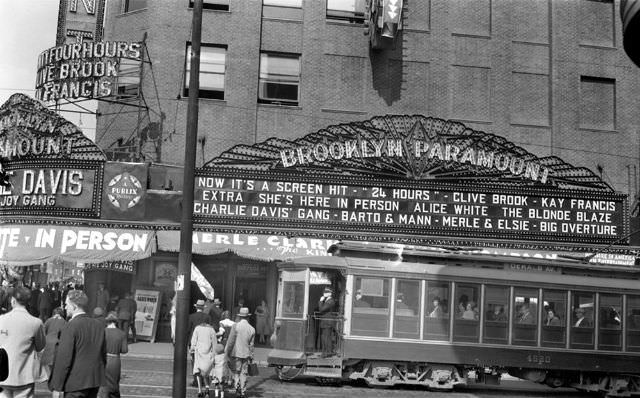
(263, 0, 303, 20)
(124, 0, 147, 12)
(580, 76, 616, 131)
(326, 0, 365, 23)
(184, 44, 226, 100)
(189, 0, 229, 11)
(117, 57, 141, 97)
(258, 52, 300, 105)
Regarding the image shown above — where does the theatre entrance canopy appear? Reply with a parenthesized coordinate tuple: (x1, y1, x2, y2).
(0, 94, 156, 266)
(195, 115, 637, 268)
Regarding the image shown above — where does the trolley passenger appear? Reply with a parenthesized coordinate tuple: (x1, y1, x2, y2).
(354, 290, 370, 308)
(487, 304, 507, 322)
(545, 309, 562, 326)
(429, 297, 443, 318)
(574, 308, 592, 328)
(518, 303, 535, 324)
(461, 302, 478, 320)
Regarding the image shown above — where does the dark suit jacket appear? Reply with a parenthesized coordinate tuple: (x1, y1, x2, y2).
(38, 290, 53, 312)
(49, 313, 106, 392)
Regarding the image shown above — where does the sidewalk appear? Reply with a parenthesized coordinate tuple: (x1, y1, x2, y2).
(126, 341, 272, 366)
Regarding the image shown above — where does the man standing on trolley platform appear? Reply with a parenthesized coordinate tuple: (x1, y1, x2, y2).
(318, 287, 337, 357)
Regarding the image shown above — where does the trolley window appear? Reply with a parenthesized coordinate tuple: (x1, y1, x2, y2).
(599, 294, 622, 351)
(571, 292, 595, 349)
(513, 288, 538, 346)
(542, 290, 566, 348)
(453, 284, 480, 342)
(627, 295, 640, 352)
(424, 281, 450, 341)
(280, 270, 306, 318)
(351, 277, 390, 337)
(393, 279, 421, 339)
(483, 285, 509, 344)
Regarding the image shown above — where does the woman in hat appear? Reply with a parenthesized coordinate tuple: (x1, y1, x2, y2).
(190, 316, 217, 397)
(255, 299, 272, 345)
(99, 311, 128, 398)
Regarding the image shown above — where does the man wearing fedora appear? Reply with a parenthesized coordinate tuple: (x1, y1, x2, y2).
(225, 307, 255, 398)
(318, 287, 337, 357)
(188, 300, 212, 387)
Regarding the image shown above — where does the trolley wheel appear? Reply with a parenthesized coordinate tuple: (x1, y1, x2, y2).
(275, 365, 305, 381)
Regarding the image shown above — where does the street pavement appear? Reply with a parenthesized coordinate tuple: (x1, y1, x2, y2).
(33, 343, 587, 398)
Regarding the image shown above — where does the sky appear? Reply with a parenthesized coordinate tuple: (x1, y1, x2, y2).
(0, 0, 96, 139)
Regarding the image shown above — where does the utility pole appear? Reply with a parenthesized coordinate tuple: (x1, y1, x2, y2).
(172, 0, 203, 396)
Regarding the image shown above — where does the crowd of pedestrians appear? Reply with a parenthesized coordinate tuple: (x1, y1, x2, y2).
(0, 279, 137, 398)
(187, 297, 259, 398)
(0, 278, 265, 398)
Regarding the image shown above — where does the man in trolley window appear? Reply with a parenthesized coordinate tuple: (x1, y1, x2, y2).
(318, 287, 337, 357)
(574, 308, 593, 328)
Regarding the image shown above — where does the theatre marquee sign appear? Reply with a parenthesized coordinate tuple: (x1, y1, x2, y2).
(0, 94, 106, 218)
(201, 115, 628, 246)
(193, 172, 627, 245)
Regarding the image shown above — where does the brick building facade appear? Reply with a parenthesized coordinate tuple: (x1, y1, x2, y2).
(95, 0, 640, 196)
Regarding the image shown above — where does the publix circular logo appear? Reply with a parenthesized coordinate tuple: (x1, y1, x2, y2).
(107, 172, 142, 210)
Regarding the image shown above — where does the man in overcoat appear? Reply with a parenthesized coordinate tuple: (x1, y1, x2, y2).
(49, 290, 106, 398)
(0, 286, 46, 397)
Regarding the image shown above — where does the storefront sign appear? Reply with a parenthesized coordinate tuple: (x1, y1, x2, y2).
(193, 173, 627, 244)
(35, 41, 142, 102)
(0, 164, 100, 216)
(83, 260, 135, 274)
(101, 162, 147, 220)
(0, 225, 155, 265)
(134, 289, 161, 342)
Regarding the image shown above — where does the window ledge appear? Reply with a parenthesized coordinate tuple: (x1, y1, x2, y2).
(321, 108, 367, 115)
(188, 7, 231, 14)
(510, 122, 551, 129)
(118, 8, 148, 17)
(579, 43, 617, 51)
(450, 118, 492, 125)
(178, 95, 227, 103)
(262, 17, 303, 24)
(258, 102, 301, 110)
(451, 32, 491, 40)
(326, 19, 365, 27)
(578, 127, 618, 134)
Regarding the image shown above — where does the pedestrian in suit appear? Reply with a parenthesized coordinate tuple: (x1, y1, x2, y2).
(0, 286, 46, 398)
(95, 283, 110, 313)
(318, 287, 337, 357)
(49, 290, 106, 398)
(225, 307, 255, 398)
(115, 292, 137, 343)
(43, 307, 67, 375)
(38, 286, 53, 322)
(98, 312, 127, 398)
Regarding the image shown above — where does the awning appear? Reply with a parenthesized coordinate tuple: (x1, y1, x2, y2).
(0, 224, 156, 266)
(156, 231, 335, 261)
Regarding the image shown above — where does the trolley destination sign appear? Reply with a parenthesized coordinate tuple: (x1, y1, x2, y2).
(193, 172, 627, 244)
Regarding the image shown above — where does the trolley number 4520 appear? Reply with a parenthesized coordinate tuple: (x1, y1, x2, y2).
(527, 354, 551, 365)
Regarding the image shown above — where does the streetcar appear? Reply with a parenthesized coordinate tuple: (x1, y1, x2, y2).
(267, 241, 640, 396)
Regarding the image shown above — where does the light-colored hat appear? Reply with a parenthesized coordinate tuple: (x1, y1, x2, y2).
(324, 287, 333, 293)
(237, 307, 250, 317)
(194, 299, 205, 308)
(105, 312, 118, 322)
(213, 298, 222, 305)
